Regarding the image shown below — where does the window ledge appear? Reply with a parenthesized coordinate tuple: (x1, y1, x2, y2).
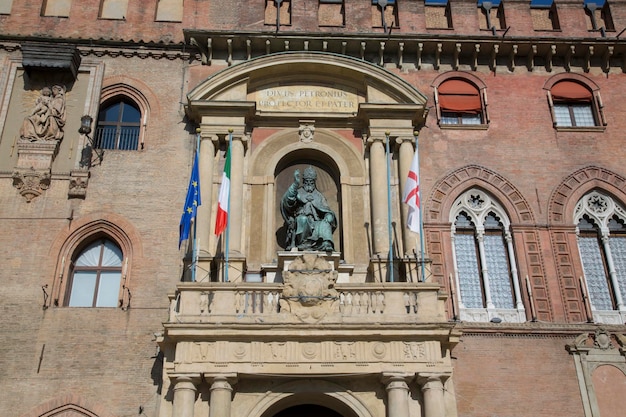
(592, 310, 626, 324)
(439, 123, 488, 130)
(460, 307, 526, 323)
(555, 126, 606, 133)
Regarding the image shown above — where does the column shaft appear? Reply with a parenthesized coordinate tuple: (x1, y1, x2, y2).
(228, 137, 245, 254)
(172, 378, 197, 417)
(209, 377, 234, 417)
(369, 138, 388, 255)
(421, 376, 446, 417)
(197, 136, 215, 256)
(383, 374, 409, 417)
(398, 138, 416, 255)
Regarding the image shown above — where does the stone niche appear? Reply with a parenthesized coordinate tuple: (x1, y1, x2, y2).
(2, 62, 92, 202)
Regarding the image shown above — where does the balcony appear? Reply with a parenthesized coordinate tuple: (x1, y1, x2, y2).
(161, 253, 457, 381)
(167, 281, 448, 326)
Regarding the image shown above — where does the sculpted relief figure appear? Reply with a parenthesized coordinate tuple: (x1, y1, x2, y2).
(20, 85, 66, 142)
(280, 166, 337, 251)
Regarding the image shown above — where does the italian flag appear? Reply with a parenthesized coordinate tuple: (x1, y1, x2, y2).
(214, 150, 231, 236)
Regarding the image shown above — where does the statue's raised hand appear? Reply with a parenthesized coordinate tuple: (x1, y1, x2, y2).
(293, 169, 301, 185)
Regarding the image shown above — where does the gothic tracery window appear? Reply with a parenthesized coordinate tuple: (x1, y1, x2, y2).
(575, 191, 626, 324)
(450, 189, 525, 322)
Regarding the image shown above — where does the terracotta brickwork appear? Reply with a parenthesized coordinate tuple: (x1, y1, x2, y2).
(453, 333, 586, 417)
(0, 0, 618, 42)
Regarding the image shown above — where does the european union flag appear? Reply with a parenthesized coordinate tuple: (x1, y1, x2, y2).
(179, 152, 201, 249)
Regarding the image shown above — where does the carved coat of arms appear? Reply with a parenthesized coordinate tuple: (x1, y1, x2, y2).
(279, 253, 339, 322)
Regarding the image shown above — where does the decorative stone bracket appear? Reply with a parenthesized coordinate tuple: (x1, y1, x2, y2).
(12, 139, 58, 202)
(12, 167, 51, 203)
(68, 169, 90, 199)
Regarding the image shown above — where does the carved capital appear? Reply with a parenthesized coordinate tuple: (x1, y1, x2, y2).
(381, 372, 414, 387)
(417, 372, 450, 390)
(205, 373, 238, 389)
(169, 373, 202, 388)
(12, 168, 51, 202)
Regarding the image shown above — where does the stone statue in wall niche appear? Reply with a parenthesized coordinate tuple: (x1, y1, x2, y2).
(19, 85, 66, 142)
(280, 166, 337, 251)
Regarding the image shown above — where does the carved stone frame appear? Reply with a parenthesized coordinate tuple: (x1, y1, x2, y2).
(566, 329, 626, 417)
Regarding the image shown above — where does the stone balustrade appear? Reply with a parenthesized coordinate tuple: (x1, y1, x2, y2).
(168, 282, 447, 324)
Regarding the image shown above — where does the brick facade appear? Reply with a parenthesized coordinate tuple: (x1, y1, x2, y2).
(1, 1, 625, 417)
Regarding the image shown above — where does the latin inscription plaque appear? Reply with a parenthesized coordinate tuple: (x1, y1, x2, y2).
(255, 86, 359, 113)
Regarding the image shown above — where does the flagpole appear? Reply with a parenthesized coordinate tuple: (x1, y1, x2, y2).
(191, 131, 201, 282)
(385, 131, 394, 283)
(415, 131, 426, 282)
(224, 129, 233, 282)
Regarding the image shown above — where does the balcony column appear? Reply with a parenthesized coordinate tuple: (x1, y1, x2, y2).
(172, 375, 199, 417)
(601, 232, 626, 310)
(207, 374, 238, 417)
(368, 136, 389, 256)
(228, 132, 247, 256)
(397, 135, 417, 256)
(197, 131, 216, 258)
(418, 373, 447, 417)
(382, 373, 412, 417)
(475, 230, 495, 309)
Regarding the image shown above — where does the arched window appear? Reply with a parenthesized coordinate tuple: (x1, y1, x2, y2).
(95, 98, 141, 150)
(575, 191, 626, 324)
(549, 80, 599, 127)
(65, 239, 124, 307)
(435, 78, 487, 126)
(450, 189, 525, 322)
(544, 75, 606, 130)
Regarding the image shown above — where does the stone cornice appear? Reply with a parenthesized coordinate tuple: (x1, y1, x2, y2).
(183, 29, 626, 73)
(457, 321, 626, 336)
(2, 30, 622, 72)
